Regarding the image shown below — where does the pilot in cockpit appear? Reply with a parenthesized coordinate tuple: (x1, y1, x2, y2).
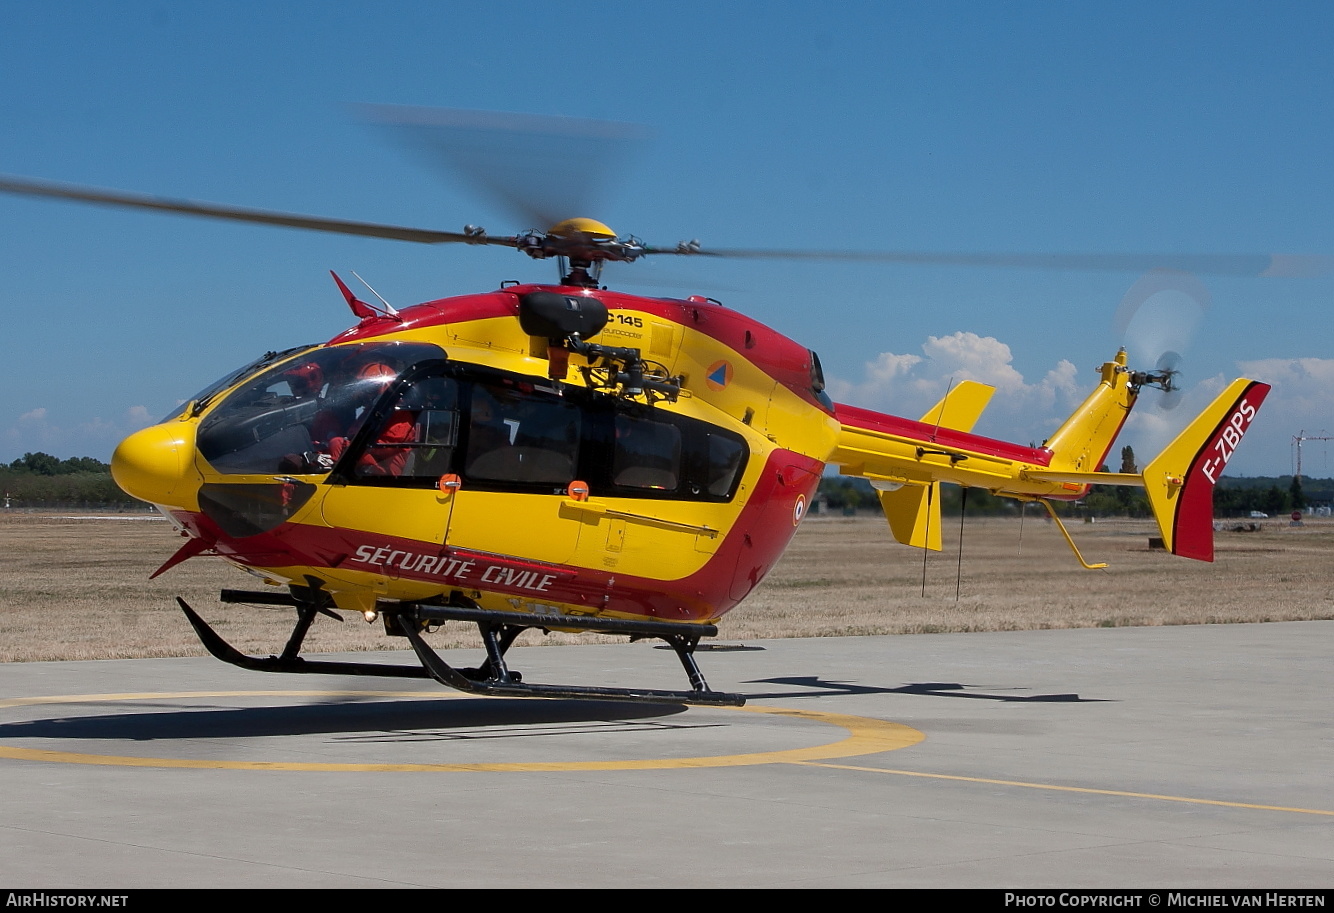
(280, 359, 408, 474)
(326, 362, 416, 477)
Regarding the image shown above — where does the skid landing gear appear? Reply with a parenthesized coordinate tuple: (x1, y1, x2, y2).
(177, 588, 745, 707)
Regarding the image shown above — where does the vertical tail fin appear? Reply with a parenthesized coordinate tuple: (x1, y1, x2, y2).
(876, 482, 942, 551)
(1044, 350, 1137, 474)
(1143, 379, 1271, 561)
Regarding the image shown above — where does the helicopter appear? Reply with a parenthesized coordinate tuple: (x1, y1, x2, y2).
(0, 109, 1277, 707)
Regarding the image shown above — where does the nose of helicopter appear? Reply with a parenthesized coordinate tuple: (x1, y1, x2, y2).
(111, 422, 199, 508)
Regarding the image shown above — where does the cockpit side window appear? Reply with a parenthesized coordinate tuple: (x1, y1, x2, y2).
(350, 375, 459, 482)
(196, 342, 442, 475)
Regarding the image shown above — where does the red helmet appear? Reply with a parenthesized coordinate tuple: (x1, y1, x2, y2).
(357, 362, 397, 385)
(283, 362, 324, 397)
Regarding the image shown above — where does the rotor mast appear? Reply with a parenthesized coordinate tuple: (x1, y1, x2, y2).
(510, 217, 647, 287)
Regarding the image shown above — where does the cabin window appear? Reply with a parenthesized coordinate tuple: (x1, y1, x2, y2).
(464, 383, 580, 487)
(600, 404, 747, 502)
(612, 414, 681, 491)
(705, 433, 746, 497)
(324, 364, 748, 501)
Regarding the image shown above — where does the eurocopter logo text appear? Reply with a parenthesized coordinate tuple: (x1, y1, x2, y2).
(351, 544, 560, 593)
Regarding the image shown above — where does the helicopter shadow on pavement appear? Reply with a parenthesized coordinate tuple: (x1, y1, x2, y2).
(0, 696, 702, 745)
(741, 677, 1102, 703)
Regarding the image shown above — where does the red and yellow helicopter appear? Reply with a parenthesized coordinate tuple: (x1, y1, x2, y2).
(0, 110, 1275, 706)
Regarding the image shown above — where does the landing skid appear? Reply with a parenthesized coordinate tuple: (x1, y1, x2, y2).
(177, 590, 745, 707)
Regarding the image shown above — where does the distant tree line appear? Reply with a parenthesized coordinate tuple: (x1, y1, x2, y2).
(1080, 478, 1316, 519)
(5, 448, 1324, 517)
(817, 475, 1019, 517)
(2, 452, 139, 508)
(1211, 475, 1317, 518)
(817, 445, 1328, 521)
(8, 452, 112, 476)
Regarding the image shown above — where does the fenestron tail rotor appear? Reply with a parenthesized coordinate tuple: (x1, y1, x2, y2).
(1152, 350, 1184, 411)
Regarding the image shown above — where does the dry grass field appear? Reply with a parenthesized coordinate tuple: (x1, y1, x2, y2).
(2, 509, 1331, 662)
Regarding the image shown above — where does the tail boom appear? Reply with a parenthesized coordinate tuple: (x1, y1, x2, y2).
(830, 348, 1270, 565)
(831, 352, 1141, 506)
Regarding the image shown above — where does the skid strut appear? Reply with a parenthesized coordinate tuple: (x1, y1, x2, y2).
(179, 589, 744, 706)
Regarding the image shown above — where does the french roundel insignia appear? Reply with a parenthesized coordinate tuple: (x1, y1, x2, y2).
(705, 360, 733, 391)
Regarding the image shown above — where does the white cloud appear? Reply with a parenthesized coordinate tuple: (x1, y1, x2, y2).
(828, 331, 1084, 446)
(1237, 358, 1334, 418)
(828, 342, 1334, 477)
(1227, 358, 1334, 476)
(1103, 359, 1334, 477)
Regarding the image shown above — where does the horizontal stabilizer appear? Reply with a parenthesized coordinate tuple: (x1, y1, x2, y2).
(918, 380, 995, 432)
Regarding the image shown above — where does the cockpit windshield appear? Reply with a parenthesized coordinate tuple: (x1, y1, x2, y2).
(159, 344, 317, 423)
(196, 342, 444, 475)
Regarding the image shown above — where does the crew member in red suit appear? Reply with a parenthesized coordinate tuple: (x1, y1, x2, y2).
(327, 363, 417, 477)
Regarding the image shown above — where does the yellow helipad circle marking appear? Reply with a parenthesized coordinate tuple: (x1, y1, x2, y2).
(0, 691, 923, 772)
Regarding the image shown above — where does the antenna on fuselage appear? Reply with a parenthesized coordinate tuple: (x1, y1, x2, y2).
(931, 376, 955, 443)
(352, 271, 399, 317)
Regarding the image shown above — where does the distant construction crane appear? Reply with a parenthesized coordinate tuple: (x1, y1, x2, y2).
(1292, 430, 1334, 482)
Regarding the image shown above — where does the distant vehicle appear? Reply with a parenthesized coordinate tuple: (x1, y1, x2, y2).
(1249, 511, 1269, 519)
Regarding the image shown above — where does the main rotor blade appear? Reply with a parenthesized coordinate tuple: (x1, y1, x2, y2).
(4, 173, 1325, 280)
(355, 104, 652, 231)
(0, 175, 514, 247)
(656, 246, 1331, 278)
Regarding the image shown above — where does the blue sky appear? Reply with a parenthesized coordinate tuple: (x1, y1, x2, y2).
(2, 2, 1332, 476)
